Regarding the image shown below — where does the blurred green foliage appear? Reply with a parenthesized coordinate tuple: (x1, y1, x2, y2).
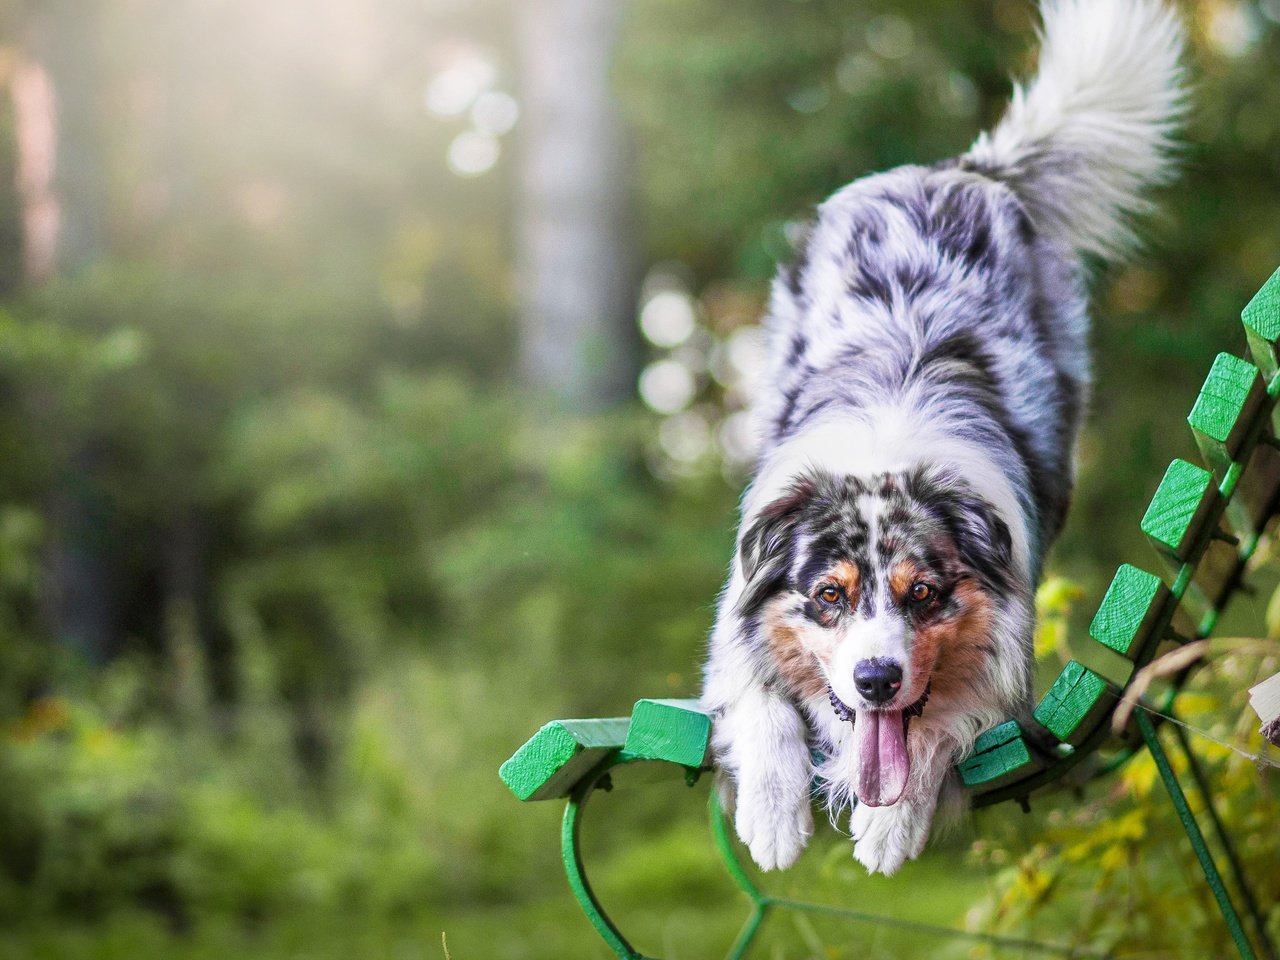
(0, 0, 1278, 958)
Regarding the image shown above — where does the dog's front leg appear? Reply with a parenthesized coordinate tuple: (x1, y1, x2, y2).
(713, 684, 814, 871)
(849, 726, 953, 876)
(850, 792, 935, 876)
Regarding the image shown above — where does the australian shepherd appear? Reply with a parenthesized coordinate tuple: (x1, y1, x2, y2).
(702, 0, 1187, 875)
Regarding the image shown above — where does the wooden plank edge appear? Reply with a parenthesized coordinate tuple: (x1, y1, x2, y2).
(499, 716, 630, 801)
(1032, 661, 1117, 747)
(623, 698, 713, 769)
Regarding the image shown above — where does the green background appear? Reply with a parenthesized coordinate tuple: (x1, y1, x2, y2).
(0, 0, 1277, 957)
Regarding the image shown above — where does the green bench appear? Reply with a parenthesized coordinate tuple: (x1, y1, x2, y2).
(500, 264, 1280, 960)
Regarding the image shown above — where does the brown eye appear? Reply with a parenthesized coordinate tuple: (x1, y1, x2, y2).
(909, 582, 935, 604)
(818, 585, 842, 605)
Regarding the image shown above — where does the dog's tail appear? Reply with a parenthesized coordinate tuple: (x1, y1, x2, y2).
(965, 0, 1187, 261)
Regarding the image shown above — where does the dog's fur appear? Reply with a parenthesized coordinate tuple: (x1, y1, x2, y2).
(702, 0, 1186, 876)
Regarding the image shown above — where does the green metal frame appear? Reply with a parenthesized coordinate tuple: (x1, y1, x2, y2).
(1136, 711, 1259, 960)
(502, 264, 1280, 959)
(556, 751, 1116, 960)
(553, 714, 1277, 960)
(562, 759, 656, 959)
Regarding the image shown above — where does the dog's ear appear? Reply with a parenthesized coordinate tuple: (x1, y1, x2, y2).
(737, 479, 815, 615)
(946, 491, 1015, 592)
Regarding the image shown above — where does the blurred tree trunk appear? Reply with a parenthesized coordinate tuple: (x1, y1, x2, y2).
(16, 1, 108, 281)
(514, 0, 637, 410)
(15, 2, 115, 662)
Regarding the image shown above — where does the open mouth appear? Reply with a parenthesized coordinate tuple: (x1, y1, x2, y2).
(828, 683, 931, 808)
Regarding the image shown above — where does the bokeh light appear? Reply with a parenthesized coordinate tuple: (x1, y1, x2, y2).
(866, 14, 915, 60)
(638, 358, 697, 414)
(424, 49, 498, 117)
(639, 289, 697, 348)
(787, 84, 830, 114)
(447, 131, 500, 176)
(1206, 1, 1261, 57)
(658, 409, 712, 464)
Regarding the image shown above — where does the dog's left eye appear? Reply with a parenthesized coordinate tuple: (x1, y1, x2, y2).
(817, 585, 842, 604)
(909, 582, 935, 604)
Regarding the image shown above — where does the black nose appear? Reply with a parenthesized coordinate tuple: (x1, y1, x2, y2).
(854, 658, 903, 704)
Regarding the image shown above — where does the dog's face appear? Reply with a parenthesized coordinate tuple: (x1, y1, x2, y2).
(738, 468, 1015, 803)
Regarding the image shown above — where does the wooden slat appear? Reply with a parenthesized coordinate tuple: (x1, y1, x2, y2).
(499, 717, 630, 801)
(1088, 563, 1170, 660)
(623, 698, 712, 768)
(1140, 459, 1218, 565)
(1187, 353, 1266, 475)
(958, 720, 1040, 790)
(1033, 660, 1116, 746)
(1190, 533, 1245, 618)
(1242, 264, 1280, 379)
(1234, 439, 1280, 533)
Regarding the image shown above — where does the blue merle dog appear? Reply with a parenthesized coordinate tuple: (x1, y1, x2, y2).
(703, 0, 1187, 875)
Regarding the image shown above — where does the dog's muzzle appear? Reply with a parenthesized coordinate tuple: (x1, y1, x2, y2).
(828, 682, 931, 733)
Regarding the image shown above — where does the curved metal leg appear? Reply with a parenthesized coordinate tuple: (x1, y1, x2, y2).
(561, 759, 655, 960)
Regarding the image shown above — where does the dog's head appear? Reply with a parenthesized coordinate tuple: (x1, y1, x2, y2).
(736, 467, 1021, 805)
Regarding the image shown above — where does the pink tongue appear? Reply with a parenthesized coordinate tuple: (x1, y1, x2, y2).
(855, 709, 909, 807)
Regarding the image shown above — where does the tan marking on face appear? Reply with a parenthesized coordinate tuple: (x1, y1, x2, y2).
(889, 560, 926, 604)
(821, 559, 861, 608)
(764, 596, 831, 700)
(907, 579, 996, 699)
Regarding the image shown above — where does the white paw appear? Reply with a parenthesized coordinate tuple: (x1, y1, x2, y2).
(850, 801, 931, 876)
(733, 779, 813, 871)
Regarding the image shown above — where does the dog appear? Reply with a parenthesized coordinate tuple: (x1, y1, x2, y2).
(702, 0, 1187, 876)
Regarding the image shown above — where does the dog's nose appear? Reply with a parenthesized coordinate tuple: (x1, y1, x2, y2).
(854, 658, 903, 705)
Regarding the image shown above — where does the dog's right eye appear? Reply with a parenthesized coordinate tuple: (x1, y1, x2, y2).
(909, 582, 936, 605)
(817, 585, 842, 605)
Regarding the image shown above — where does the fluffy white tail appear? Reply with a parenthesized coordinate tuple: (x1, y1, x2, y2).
(966, 0, 1187, 260)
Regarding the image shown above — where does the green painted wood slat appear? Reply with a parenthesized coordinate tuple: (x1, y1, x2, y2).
(1242, 264, 1280, 380)
(1033, 660, 1115, 746)
(500, 717, 630, 801)
(624, 698, 712, 768)
(1141, 458, 1218, 565)
(1088, 563, 1170, 660)
(1188, 353, 1266, 476)
(957, 720, 1040, 789)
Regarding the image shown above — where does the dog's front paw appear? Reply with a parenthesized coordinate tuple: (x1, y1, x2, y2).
(850, 800, 931, 876)
(733, 779, 813, 871)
